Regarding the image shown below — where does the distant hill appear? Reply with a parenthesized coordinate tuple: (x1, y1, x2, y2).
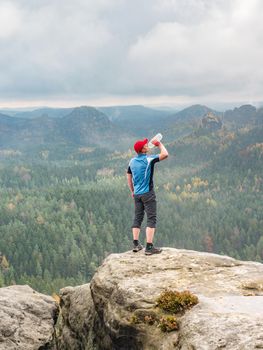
(0, 112, 68, 152)
(157, 105, 221, 142)
(159, 104, 263, 143)
(13, 107, 74, 119)
(255, 107, 263, 125)
(165, 104, 222, 124)
(98, 104, 220, 140)
(0, 113, 29, 147)
(98, 105, 171, 137)
(0, 106, 130, 153)
(0, 112, 26, 126)
(2, 105, 172, 139)
(59, 106, 130, 148)
(0, 109, 36, 117)
(1, 103, 262, 156)
(223, 105, 257, 127)
(167, 119, 263, 171)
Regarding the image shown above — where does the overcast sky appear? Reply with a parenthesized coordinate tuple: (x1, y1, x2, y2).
(0, 0, 263, 108)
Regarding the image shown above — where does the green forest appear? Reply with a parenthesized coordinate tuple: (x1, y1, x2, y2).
(0, 108, 262, 295)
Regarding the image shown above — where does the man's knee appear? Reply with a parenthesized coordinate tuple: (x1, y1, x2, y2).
(132, 224, 141, 229)
(146, 212, 156, 227)
(145, 202, 157, 227)
(133, 214, 144, 228)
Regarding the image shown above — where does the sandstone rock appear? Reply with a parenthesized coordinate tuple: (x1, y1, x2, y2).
(59, 248, 263, 349)
(0, 285, 58, 350)
(200, 112, 222, 130)
(58, 284, 96, 349)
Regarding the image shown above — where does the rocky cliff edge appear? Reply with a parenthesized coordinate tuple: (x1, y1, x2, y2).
(58, 248, 263, 350)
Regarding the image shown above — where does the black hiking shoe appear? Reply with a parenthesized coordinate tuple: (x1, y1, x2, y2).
(133, 242, 143, 252)
(145, 245, 162, 255)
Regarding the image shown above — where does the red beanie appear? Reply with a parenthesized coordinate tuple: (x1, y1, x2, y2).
(134, 138, 148, 153)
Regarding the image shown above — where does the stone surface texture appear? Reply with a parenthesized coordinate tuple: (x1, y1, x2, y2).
(58, 248, 263, 350)
(0, 285, 58, 350)
(58, 284, 96, 349)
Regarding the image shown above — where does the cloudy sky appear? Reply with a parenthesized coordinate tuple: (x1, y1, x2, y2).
(0, 0, 263, 108)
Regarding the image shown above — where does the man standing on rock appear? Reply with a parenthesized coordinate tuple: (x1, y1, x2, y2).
(127, 138, 169, 255)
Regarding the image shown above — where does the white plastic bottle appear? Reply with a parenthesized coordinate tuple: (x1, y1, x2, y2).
(148, 133, 163, 148)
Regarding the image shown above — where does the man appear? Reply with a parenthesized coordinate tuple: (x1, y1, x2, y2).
(127, 138, 169, 255)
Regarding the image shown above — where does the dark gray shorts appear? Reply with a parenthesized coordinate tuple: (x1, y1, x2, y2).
(132, 190, 157, 229)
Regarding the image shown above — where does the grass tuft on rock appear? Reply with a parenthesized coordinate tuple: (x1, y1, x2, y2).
(156, 289, 198, 313)
(158, 315, 178, 332)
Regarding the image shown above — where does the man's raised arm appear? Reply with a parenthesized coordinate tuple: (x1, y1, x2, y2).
(153, 140, 169, 161)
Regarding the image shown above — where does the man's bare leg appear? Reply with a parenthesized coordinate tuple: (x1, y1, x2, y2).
(145, 227, 162, 255)
(132, 227, 143, 252)
(133, 227, 140, 240)
(146, 227, 155, 243)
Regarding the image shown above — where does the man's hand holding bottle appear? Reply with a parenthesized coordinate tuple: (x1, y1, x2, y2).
(152, 139, 161, 147)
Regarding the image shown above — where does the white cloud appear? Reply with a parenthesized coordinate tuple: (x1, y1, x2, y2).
(0, 0, 119, 96)
(0, 0, 263, 105)
(127, 0, 263, 97)
(0, 2, 22, 39)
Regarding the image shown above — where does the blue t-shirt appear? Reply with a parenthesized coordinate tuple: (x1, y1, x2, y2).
(127, 154, 160, 195)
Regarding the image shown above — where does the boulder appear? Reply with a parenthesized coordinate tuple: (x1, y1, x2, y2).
(58, 248, 263, 349)
(58, 284, 96, 349)
(0, 285, 58, 350)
